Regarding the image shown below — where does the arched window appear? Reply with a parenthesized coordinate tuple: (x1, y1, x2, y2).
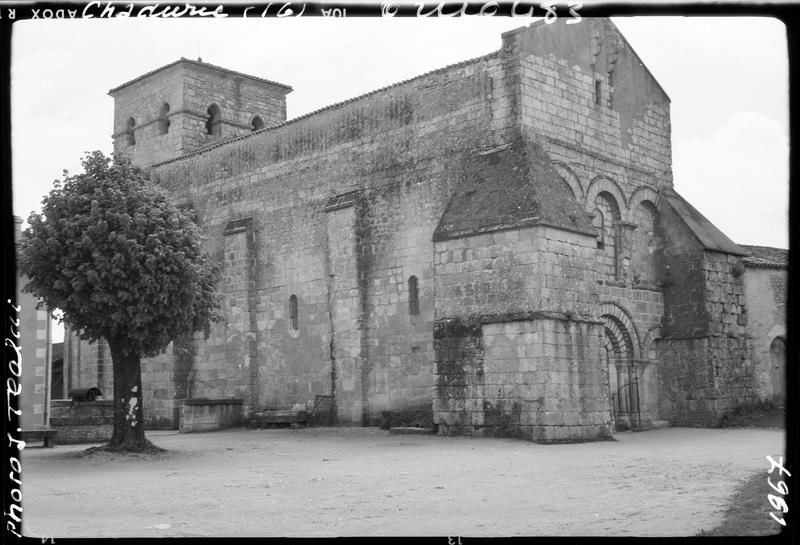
(631, 200, 659, 285)
(158, 103, 170, 135)
(408, 276, 419, 315)
(206, 104, 221, 136)
(289, 295, 298, 331)
(251, 115, 265, 131)
(594, 192, 621, 279)
(592, 208, 605, 249)
(125, 117, 136, 146)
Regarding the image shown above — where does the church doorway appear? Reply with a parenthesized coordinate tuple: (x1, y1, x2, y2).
(601, 314, 640, 430)
(769, 336, 786, 407)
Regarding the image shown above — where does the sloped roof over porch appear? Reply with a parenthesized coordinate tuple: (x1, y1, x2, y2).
(433, 139, 595, 241)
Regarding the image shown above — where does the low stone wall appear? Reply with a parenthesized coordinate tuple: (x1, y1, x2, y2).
(49, 400, 114, 444)
(50, 417, 113, 444)
(179, 398, 244, 433)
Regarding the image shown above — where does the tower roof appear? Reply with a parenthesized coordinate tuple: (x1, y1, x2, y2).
(108, 57, 293, 95)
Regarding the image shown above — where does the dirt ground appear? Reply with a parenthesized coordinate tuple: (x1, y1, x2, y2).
(20, 426, 784, 538)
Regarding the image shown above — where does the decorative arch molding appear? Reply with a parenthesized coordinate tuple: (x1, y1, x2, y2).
(599, 302, 641, 360)
(552, 162, 585, 203)
(627, 186, 660, 223)
(641, 326, 662, 360)
(767, 325, 786, 341)
(585, 175, 627, 216)
(600, 314, 634, 362)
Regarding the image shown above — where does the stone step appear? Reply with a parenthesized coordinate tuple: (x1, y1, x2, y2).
(389, 426, 436, 435)
(636, 419, 670, 431)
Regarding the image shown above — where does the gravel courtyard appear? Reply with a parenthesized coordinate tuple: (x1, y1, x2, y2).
(20, 426, 784, 538)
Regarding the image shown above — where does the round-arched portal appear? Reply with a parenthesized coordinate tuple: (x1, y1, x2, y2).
(601, 313, 640, 429)
(770, 336, 786, 407)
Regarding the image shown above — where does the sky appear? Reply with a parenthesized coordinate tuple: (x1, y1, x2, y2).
(9, 15, 789, 338)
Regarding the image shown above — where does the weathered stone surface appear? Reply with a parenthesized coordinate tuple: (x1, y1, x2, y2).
(179, 399, 243, 433)
(50, 424, 113, 445)
(61, 18, 784, 440)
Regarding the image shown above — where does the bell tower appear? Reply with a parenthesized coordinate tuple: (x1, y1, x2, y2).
(109, 58, 292, 168)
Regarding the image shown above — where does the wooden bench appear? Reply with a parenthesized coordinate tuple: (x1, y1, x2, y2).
(20, 429, 57, 448)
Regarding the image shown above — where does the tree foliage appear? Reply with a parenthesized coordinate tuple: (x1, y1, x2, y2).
(18, 151, 220, 358)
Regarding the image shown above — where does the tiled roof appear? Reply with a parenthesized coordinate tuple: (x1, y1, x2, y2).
(740, 244, 788, 268)
(661, 189, 746, 256)
(433, 138, 596, 241)
(108, 58, 293, 95)
(150, 51, 499, 169)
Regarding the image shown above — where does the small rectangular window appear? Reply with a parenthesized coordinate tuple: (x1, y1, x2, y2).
(595, 80, 602, 106)
(408, 276, 419, 316)
(289, 295, 299, 330)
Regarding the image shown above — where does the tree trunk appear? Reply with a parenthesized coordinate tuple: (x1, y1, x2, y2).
(107, 338, 148, 451)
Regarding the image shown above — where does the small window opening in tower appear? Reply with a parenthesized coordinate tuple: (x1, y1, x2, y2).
(251, 115, 265, 131)
(289, 294, 298, 331)
(408, 275, 419, 315)
(595, 80, 602, 106)
(608, 69, 615, 106)
(125, 117, 136, 146)
(206, 104, 221, 136)
(158, 103, 170, 135)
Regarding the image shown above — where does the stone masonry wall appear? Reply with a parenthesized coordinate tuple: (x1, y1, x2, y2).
(434, 225, 599, 319)
(507, 20, 671, 428)
(112, 61, 289, 168)
(179, 63, 289, 152)
(111, 64, 186, 166)
(434, 316, 611, 442)
(656, 226, 757, 425)
(702, 251, 758, 415)
(510, 19, 672, 196)
(103, 21, 745, 432)
(743, 266, 787, 400)
(142, 52, 513, 425)
(433, 225, 612, 441)
(657, 198, 707, 339)
(325, 201, 361, 424)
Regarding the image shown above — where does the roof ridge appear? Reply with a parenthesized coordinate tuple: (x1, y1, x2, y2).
(108, 57, 292, 95)
(150, 50, 500, 169)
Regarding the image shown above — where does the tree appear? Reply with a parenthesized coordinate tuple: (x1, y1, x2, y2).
(18, 151, 220, 451)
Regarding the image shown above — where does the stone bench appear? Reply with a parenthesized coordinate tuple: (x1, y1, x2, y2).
(180, 398, 244, 433)
(20, 429, 57, 448)
(251, 409, 309, 428)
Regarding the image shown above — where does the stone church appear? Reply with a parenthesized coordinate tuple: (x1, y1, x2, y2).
(63, 18, 786, 442)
